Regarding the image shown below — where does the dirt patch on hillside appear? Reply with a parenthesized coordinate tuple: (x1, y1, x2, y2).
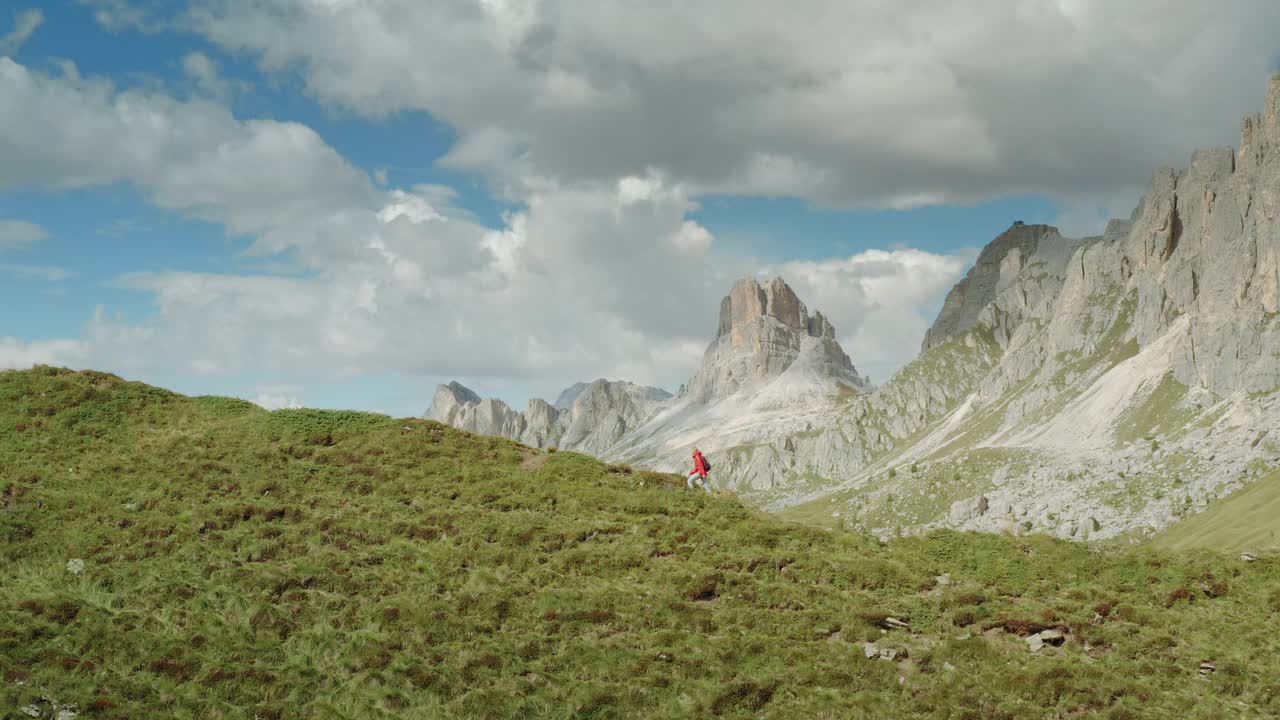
(521, 451, 548, 471)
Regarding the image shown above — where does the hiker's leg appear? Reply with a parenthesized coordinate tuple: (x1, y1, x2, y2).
(687, 472, 699, 490)
(701, 475, 713, 493)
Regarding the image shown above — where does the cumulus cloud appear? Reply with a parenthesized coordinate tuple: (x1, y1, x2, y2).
(0, 58, 378, 257)
(82, 0, 167, 34)
(17, 0, 1255, 404)
(0, 219, 48, 248)
(249, 386, 304, 410)
(0, 263, 73, 281)
(80, 177, 725, 398)
(770, 248, 975, 382)
(0, 57, 735, 397)
(0, 337, 88, 370)
(182, 51, 240, 99)
(0, 9, 43, 55)
(188, 0, 1280, 229)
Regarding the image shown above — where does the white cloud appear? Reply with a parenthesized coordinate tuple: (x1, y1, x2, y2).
(249, 386, 304, 410)
(96, 217, 151, 238)
(0, 50, 974, 399)
(0, 58, 378, 258)
(182, 51, 241, 99)
(77, 176, 725, 394)
(83, 0, 167, 34)
(0, 44, 727, 392)
(0, 219, 47, 248)
(0, 9, 43, 55)
(188, 0, 1280, 230)
(377, 189, 443, 224)
(770, 248, 976, 382)
(12, 4, 1272, 405)
(0, 337, 88, 370)
(1053, 191, 1146, 239)
(0, 263, 73, 281)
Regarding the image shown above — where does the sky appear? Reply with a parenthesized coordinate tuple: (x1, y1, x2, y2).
(1, 1, 1278, 416)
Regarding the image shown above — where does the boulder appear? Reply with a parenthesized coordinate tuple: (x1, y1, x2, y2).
(877, 617, 911, 631)
(1026, 629, 1066, 653)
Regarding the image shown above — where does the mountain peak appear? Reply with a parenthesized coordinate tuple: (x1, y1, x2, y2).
(442, 381, 481, 404)
(686, 275, 867, 403)
(717, 275, 833, 342)
(1240, 72, 1280, 165)
(922, 223, 1075, 352)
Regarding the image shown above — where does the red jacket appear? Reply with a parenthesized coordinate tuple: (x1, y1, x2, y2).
(692, 451, 708, 477)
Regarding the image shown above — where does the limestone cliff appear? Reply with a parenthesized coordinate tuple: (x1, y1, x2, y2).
(428, 76, 1280, 546)
(765, 75, 1280, 542)
(429, 276, 871, 476)
(425, 379, 670, 453)
(683, 276, 869, 404)
(923, 223, 1079, 352)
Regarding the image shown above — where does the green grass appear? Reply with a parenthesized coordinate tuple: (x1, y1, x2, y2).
(779, 448, 1035, 533)
(4, 368, 1280, 718)
(1113, 373, 1194, 447)
(1152, 470, 1280, 554)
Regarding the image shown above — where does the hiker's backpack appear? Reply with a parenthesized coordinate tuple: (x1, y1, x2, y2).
(702, 456, 711, 471)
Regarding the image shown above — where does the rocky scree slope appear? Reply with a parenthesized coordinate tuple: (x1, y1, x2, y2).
(773, 75, 1280, 544)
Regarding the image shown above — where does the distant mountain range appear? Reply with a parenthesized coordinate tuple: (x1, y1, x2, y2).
(430, 74, 1280, 544)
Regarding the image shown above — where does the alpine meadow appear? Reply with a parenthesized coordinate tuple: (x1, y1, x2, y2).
(4, 3, 1280, 719)
(4, 366, 1280, 718)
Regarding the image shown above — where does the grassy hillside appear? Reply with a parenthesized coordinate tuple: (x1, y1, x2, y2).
(3, 367, 1280, 719)
(1151, 470, 1280, 554)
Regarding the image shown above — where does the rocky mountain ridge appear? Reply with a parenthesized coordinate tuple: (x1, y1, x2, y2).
(430, 75, 1280, 545)
(922, 222, 1082, 352)
(427, 379, 671, 456)
(426, 275, 870, 463)
(764, 74, 1280, 541)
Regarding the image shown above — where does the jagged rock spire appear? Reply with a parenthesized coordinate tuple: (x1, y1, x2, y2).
(685, 276, 868, 403)
(922, 223, 1069, 352)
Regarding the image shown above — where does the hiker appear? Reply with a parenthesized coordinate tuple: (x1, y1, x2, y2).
(687, 447, 712, 493)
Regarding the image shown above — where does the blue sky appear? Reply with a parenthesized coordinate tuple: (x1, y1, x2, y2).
(2, 2, 1277, 415)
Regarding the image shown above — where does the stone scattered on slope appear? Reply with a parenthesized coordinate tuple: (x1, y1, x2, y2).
(877, 617, 911, 632)
(863, 643, 904, 661)
(1026, 629, 1066, 653)
(1039, 629, 1065, 645)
